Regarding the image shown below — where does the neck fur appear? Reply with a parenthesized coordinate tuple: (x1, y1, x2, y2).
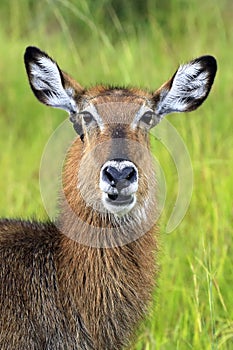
(56, 138, 158, 349)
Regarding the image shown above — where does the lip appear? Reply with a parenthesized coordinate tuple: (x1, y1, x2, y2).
(102, 192, 136, 216)
(106, 193, 134, 206)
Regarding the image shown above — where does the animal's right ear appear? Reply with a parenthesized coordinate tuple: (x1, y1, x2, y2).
(24, 46, 84, 115)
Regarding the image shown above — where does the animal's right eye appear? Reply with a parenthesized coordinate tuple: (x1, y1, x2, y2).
(82, 112, 95, 125)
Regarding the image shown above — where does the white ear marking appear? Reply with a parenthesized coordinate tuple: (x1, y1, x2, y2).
(154, 55, 217, 117)
(25, 47, 77, 114)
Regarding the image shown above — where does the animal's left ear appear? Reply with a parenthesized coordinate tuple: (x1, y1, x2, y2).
(152, 55, 217, 118)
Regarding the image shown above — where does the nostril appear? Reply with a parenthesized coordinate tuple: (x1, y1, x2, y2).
(103, 167, 117, 186)
(123, 167, 137, 183)
(125, 168, 137, 183)
(101, 162, 138, 190)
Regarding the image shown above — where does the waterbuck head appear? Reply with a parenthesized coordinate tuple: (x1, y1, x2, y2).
(24, 47, 216, 234)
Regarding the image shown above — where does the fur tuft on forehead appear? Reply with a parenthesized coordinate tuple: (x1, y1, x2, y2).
(82, 86, 152, 103)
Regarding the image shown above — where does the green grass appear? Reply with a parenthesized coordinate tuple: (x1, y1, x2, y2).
(0, 0, 232, 349)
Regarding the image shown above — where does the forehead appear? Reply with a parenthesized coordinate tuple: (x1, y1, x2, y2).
(95, 102, 145, 125)
(80, 87, 153, 124)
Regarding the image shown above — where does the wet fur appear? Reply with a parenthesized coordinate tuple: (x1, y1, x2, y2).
(0, 119, 158, 349)
(0, 47, 217, 349)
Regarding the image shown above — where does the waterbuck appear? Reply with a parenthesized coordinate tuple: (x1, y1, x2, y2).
(0, 47, 217, 349)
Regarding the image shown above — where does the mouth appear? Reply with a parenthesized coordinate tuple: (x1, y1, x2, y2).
(106, 193, 134, 205)
(102, 193, 136, 216)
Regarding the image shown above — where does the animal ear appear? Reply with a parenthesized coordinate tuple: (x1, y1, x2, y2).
(24, 46, 84, 115)
(152, 55, 217, 119)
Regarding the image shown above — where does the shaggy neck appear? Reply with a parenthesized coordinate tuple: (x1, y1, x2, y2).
(57, 221, 157, 350)
(56, 138, 158, 349)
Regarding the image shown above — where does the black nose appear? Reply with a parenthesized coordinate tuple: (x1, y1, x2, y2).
(102, 165, 137, 190)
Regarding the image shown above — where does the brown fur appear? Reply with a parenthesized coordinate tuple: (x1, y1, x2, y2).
(0, 91, 158, 350)
(0, 47, 217, 349)
(57, 95, 158, 348)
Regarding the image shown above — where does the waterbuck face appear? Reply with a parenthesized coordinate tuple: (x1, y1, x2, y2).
(24, 46, 217, 217)
(74, 97, 156, 216)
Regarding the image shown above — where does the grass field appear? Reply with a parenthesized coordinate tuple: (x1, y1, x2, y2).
(0, 0, 232, 349)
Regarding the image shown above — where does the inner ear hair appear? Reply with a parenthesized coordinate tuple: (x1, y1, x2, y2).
(24, 46, 84, 114)
(152, 55, 217, 116)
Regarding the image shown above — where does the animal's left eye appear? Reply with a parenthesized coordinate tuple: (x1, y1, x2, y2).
(140, 111, 154, 127)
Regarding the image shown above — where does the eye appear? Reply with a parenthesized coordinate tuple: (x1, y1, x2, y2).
(140, 111, 154, 127)
(82, 112, 94, 125)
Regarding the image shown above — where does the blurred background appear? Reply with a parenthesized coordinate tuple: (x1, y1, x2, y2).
(0, 0, 232, 349)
